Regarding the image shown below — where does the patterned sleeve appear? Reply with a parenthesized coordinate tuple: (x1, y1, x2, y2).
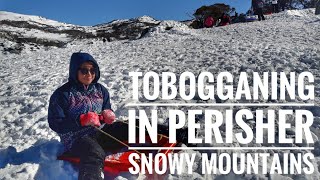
(48, 89, 79, 134)
(100, 84, 112, 110)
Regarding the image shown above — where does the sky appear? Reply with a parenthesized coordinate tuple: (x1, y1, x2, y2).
(0, 0, 252, 26)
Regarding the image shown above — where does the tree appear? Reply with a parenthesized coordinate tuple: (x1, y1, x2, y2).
(193, 3, 235, 20)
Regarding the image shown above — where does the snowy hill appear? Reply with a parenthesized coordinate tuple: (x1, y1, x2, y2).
(0, 9, 320, 180)
(0, 11, 160, 53)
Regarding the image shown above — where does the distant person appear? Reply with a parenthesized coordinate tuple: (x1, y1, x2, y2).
(272, 0, 279, 13)
(231, 12, 239, 23)
(279, 0, 286, 11)
(253, 0, 265, 21)
(204, 16, 215, 28)
(238, 13, 247, 23)
(235, 11, 238, 18)
(218, 13, 231, 26)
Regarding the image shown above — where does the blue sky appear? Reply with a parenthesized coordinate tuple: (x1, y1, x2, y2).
(0, 0, 251, 26)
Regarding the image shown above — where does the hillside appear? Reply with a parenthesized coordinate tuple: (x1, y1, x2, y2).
(0, 9, 319, 180)
(0, 11, 160, 53)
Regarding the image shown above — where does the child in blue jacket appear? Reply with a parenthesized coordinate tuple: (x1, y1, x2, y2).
(48, 52, 121, 179)
(48, 52, 189, 179)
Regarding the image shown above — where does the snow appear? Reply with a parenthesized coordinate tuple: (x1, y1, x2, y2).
(1, 25, 71, 42)
(98, 16, 159, 26)
(146, 20, 196, 37)
(0, 11, 78, 28)
(0, 8, 320, 179)
(286, 9, 317, 18)
(136, 16, 160, 24)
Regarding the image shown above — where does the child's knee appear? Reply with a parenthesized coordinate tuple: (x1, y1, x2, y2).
(76, 136, 106, 164)
(83, 143, 105, 162)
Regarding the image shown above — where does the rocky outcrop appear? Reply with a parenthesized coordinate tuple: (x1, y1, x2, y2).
(0, 13, 161, 53)
(94, 16, 160, 40)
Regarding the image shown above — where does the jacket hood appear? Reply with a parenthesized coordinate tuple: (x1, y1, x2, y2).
(68, 52, 100, 84)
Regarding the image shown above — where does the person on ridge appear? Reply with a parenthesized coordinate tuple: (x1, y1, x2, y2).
(218, 13, 231, 26)
(204, 16, 215, 28)
(279, 0, 287, 11)
(272, 0, 279, 13)
(48, 52, 190, 180)
(253, 0, 265, 21)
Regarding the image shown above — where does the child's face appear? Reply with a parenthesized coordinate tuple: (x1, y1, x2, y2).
(77, 62, 96, 85)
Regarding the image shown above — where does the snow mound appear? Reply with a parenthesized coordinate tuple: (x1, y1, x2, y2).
(135, 15, 160, 24)
(0, 163, 39, 180)
(286, 8, 316, 18)
(0, 140, 77, 179)
(146, 20, 195, 37)
(261, 8, 319, 24)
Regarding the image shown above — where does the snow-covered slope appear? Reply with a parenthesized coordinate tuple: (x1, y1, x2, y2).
(0, 11, 78, 27)
(0, 9, 319, 180)
(0, 11, 160, 53)
(0, 11, 89, 49)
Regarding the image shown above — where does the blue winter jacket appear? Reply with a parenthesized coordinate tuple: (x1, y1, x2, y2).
(48, 52, 111, 150)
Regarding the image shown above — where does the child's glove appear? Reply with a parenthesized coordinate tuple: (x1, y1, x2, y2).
(80, 112, 101, 127)
(101, 109, 116, 124)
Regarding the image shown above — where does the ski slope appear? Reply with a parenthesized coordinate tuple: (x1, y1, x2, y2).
(0, 9, 319, 180)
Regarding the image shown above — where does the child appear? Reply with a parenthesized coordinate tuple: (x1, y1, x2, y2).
(48, 52, 189, 179)
(48, 52, 117, 179)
